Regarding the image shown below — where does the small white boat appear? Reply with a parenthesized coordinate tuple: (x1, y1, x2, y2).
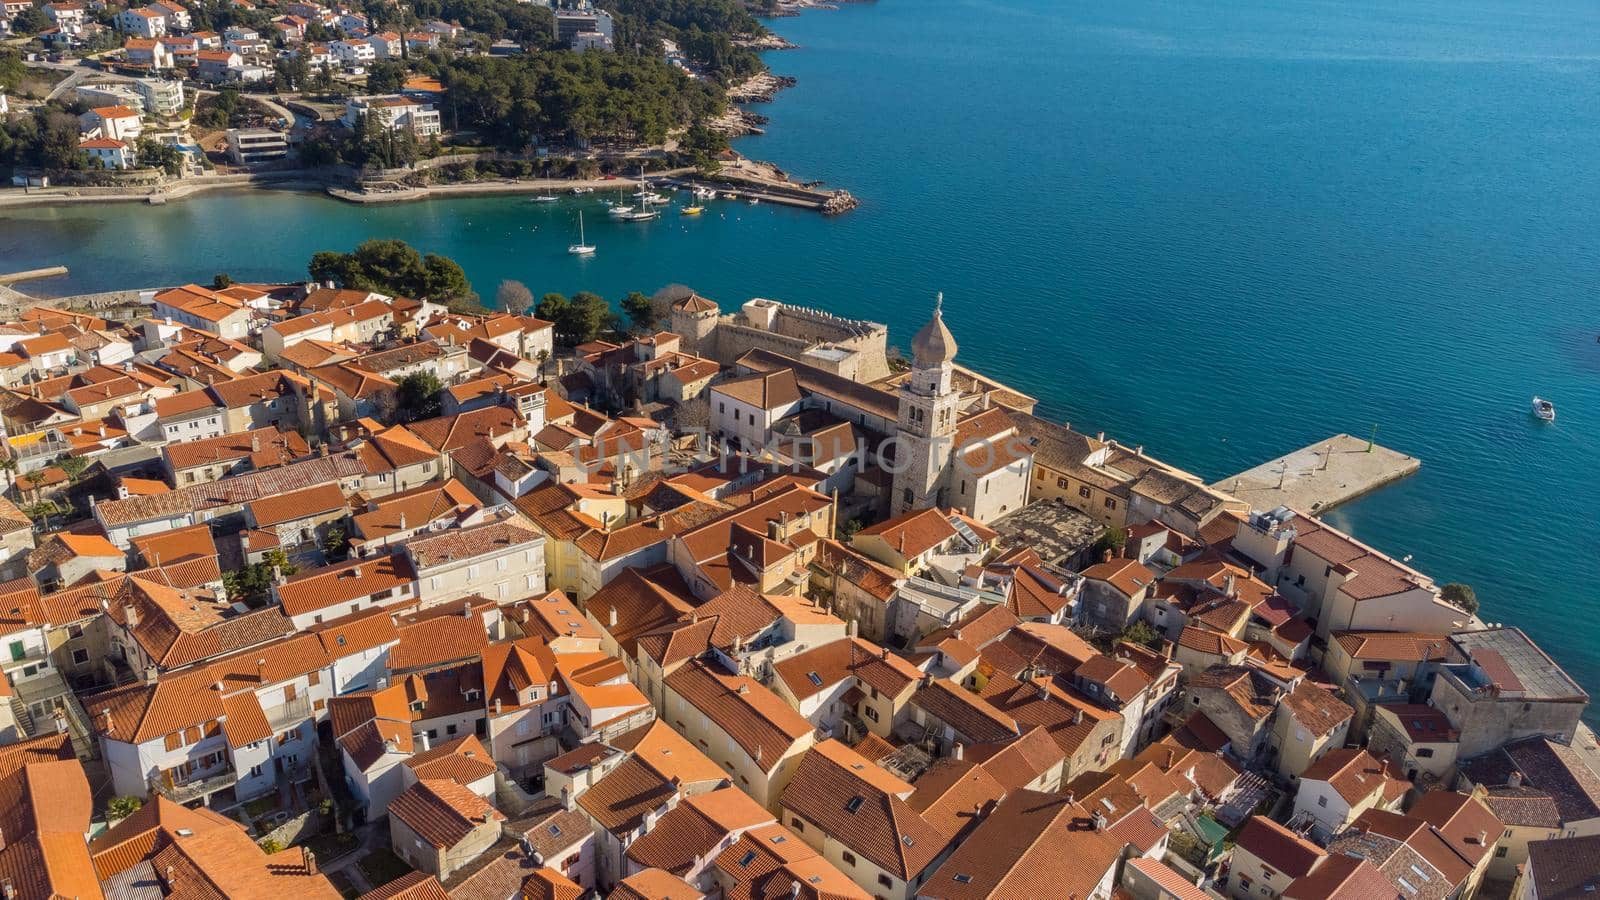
(529, 193, 558, 204)
(748, 197, 760, 205)
(616, 208, 659, 222)
(693, 186, 717, 200)
(607, 204, 635, 218)
(1532, 396, 1555, 422)
(568, 211, 595, 255)
(571, 186, 594, 195)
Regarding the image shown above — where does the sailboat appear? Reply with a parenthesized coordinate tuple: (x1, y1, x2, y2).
(567, 211, 596, 255)
(528, 189, 558, 203)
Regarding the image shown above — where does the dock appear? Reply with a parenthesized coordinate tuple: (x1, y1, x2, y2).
(1213, 433, 1420, 515)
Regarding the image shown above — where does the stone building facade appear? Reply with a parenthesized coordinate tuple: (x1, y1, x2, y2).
(666, 289, 890, 383)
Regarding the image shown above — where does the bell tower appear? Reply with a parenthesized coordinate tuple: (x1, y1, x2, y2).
(891, 294, 962, 516)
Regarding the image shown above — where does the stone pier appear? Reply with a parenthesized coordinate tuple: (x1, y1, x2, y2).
(1214, 433, 1420, 514)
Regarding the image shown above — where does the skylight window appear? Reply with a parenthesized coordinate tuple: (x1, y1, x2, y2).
(845, 796, 865, 813)
(739, 850, 757, 867)
(807, 671, 824, 686)
(901, 835, 915, 847)
(548, 824, 562, 837)
(954, 874, 973, 884)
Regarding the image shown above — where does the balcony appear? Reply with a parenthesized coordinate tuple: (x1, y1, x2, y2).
(263, 694, 312, 732)
(152, 766, 238, 804)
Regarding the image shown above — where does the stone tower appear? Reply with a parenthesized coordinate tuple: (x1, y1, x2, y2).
(891, 294, 962, 517)
(669, 292, 720, 356)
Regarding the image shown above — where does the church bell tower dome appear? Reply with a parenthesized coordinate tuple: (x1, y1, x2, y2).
(911, 293, 958, 367)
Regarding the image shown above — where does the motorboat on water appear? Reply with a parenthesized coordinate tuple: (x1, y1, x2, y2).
(571, 186, 594, 195)
(567, 211, 596, 255)
(1532, 396, 1555, 422)
(693, 186, 717, 200)
(681, 206, 704, 216)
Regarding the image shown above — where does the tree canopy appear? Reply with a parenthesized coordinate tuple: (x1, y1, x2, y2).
(536, 290, 616, 344)
(440, 50, 723, 149)
(309, 240, 473, 302)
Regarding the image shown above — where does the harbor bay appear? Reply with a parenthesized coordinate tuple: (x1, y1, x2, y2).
(4, 0, 1600, 721)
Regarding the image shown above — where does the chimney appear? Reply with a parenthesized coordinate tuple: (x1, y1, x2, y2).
(256, 657, 266, 682)
(463, 600, 472, 619)
(952, 742, 964, 761)
(399, 512, 407, 530)
(737, 683, 750, 695)
(560, 786, 573, 810)
(251, 433, 260, 453)
(494, 698, 502, 715)
(1223, 574, 1237, 599)
(1091, 810, 1107, 831)
(789, 883, 801, 899)
(1073, 708, 1083, 725)
(1096, 431, 1105, 441)
(124, 601, 139, 628)
(609, 607, 618, 628)
(1, 879, 13, 900)
(1508, 770, 1523, 788)
(1036, 679, 1049, 701)
(1102, 549, 1112, 563)
(301, 847, 317, 876)
(847, 619, 857, 638)
(99, 708, 114, 735)
(417, 731, 430, 751)
(143, 664, 159, 684)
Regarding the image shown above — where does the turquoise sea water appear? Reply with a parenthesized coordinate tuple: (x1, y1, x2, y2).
(4, 0, 1600, 716)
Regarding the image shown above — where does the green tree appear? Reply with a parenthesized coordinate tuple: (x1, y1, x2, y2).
(1441, 583, 1478, 615)
(838, 518, 864, 541)
(395, 370, 443, 422)
(0, 48, 26, 95)
(57, 456, 88, 482)
(1092, 525, 1127, 560)
(136, 139, 183, 176)
(13, 6, 50, 33)
(308, 240, 474, 302)
(496, 279, 533, 315)
(535, 292, 573, 341)
(563, 291, 616, 344)
(212, 273, 233, 289)
(1120, 621, 1163, 651)
(107, 796, 143, 820)
(322, 525, 349, 560)
(367, 59, 409, 94)
(620, 290, 658, 333)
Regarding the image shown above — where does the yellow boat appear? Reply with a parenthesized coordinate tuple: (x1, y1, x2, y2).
(681, 206, 705, 216)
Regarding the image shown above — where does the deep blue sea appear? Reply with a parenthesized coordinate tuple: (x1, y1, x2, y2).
(4, 0, 1600, 717)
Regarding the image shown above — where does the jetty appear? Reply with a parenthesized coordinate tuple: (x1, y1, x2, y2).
(1214, 433, 1420, 515)
(0, 266, 68, 285)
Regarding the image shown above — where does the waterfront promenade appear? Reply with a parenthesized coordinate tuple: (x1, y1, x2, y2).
(1215, 433, 1421, 515)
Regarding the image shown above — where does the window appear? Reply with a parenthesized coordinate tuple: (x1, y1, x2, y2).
(790, 818, 804, 833)
(165, 732, 183, 751)
(841, 851, 856, 866)
(1317, 795, 1328, 808)
(1079, 485, 1091, 499)
(864, 706, 879, 722)
(1104, 497, 1116, 509)
(67, 623, 84, 639)
(1416, 748, 1434, 758)
(877, 875, 893, 889)
(1495, 846, 1508, 858)
(72, 648, 89, 665)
